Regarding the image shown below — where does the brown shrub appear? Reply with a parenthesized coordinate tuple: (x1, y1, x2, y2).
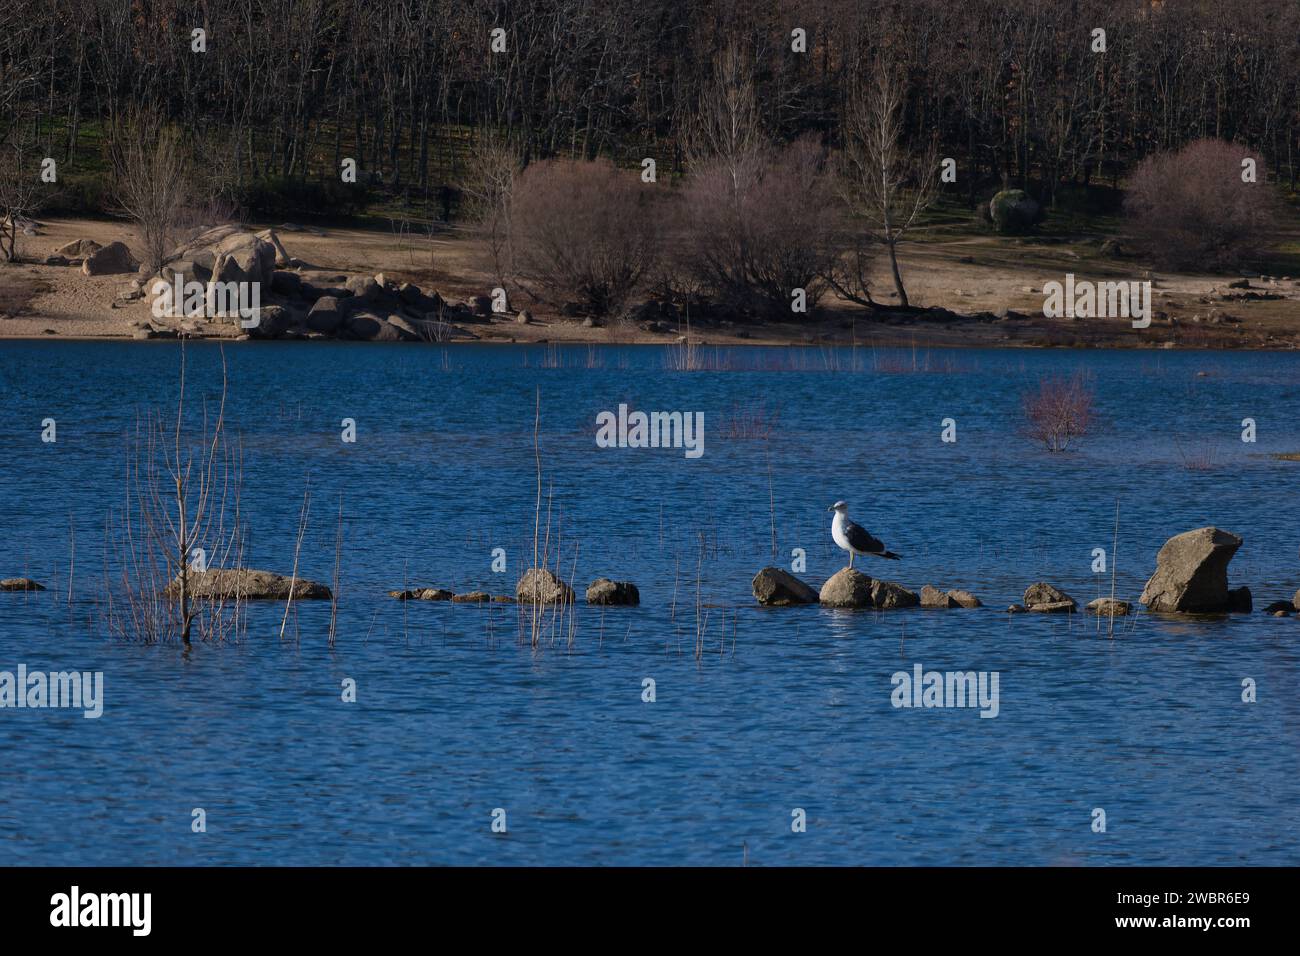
(676, 136, 843, 319)
(1124, 138, 1277, 271)
(1022, 372, 1094, 452)
(509, 157, 658, 317)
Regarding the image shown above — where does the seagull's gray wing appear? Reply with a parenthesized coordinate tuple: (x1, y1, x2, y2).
(844, 520, 900, 559)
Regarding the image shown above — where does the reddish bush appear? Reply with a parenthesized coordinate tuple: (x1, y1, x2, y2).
(1022, 372, 1094, 452)
(1124, 138, 1277, 271)
(509, 158, 658, 317)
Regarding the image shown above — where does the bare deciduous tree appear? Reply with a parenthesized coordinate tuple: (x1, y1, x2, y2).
(460, 132, 522, 285)
(0, 135, 43, 263)
(838, 60, 939, 309)
(108, 111, 193, 275)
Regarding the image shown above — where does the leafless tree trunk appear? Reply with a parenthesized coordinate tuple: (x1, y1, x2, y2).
(838, 59, 939, 310)
(108, 110, 192, 275)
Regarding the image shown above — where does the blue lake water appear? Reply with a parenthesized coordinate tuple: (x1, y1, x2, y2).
(0, 340, 1298, 865)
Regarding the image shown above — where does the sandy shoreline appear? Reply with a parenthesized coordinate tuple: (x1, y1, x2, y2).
(3, 215, 1298, 350)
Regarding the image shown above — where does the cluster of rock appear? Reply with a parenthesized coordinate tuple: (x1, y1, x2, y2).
(1007, 582, 1077, 614)
(750, 566, 981, 611)
(388, 571, 638, 607)
(46, 239, 139, 275)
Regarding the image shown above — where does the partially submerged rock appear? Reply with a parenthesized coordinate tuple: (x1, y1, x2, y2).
(0, 577, 45, 591)
(165, 568, 331, 600)
(819, 568, 874, 608)
(1086, 597, 1130, 616)
(1139, 527, 1243, 612)
(389, 588, 453, 601)
(1262, 600, 1292, 616)
(920, 585, 958, 608)
(752, 567, 818, 606)
(1024, 582, 1076, 610)
(516, 568, 575, 605)
(946, 589, 982, 609)
(587, 578, 640, 605)
(451, 591, 492, 603)
(871, 580, 919, 609)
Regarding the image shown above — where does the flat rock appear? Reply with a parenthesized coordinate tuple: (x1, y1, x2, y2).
(165, 568, 331, 600)
(389, 588, 453, 601)
(752, 567, 818, 606)
(0, 577, 45, 591)
(819, 568, 874, 608)
(1028, 600, 1075, 614)
(586, 578, 640, 605)
(1139, 527, 1242, 612)
(451, 591, 492, 603)
(1086, 598, 1130, 616)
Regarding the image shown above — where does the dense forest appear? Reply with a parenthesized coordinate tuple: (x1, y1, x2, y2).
(1, 0, 1298, 222)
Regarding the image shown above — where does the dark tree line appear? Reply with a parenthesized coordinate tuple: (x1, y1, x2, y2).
(1, 0, 1298, 220)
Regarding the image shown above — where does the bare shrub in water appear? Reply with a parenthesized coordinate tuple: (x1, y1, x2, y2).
(104, 348, 247, 644)
(1022, 372, 1094, 452)
(1125, 138, 1277, 271)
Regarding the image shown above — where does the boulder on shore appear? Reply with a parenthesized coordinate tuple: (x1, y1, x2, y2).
(516, 567, 574, 605)
(1139, 527, 1243, 613)
(819, 568, 874, 608)
(587, 578, 640, 605)
(752, 567, 818, 606)
(82, 241, 139, 276)
(164, 568, 331, 600)
(0, 577, 45, 591)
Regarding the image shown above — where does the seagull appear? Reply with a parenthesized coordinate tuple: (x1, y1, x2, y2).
(829, 501, 900, 568)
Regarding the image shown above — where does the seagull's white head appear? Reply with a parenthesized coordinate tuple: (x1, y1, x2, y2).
(829, 500, 848, 514)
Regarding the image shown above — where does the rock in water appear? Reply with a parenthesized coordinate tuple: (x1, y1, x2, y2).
(819, 568, 874, 608)
(1086, 598, 1130, 616)
(947, 589, 982, 608)
(587, 578, 640, 605)
(1139, 527, 1243, 612)
(516, 567, 575, 605)
(1024, 582, 1076, 610)
(451, 591, 492, 603)
(872, 580, 920, 609)
(0, 577, 45, 591)
(751, 567, 818, 606)
(165, 568, 331, 600)
(921, 585, 958, 608)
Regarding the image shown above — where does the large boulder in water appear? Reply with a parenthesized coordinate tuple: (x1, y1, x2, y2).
(1139, 527, 1243, 613)
(752, 567, 818, 606)
(516, 567, 574, 605)
(164, 568, 331, 600)
(819, 568, 874, 608)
